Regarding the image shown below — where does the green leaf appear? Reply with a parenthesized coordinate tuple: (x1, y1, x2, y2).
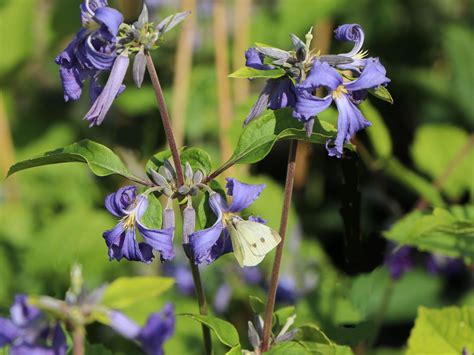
(146, 147, 212, 176)
(407, 306, 474, 355)
(180, 147, 212, 175)
(146, 149, 173, 173)
(102, 276, 174, 310)
(384, 205, 474, 263)
(249, 295, 266, 315)
(360, 101, 392, 160)
(179, 314, 240, 348)
(411, 124, 474, 199)
(299, 342, 354, 355)
(349, 268, 391, 320)
(295, 324, 332, 345)
(229, 66, 286, 79)
(196, 180, 223, 229)
(7, 139, 144, 183)
(368, 86, 394, 104)
(85, 343, 114, 355)
(274, 306, 296, 329)
(267, 342, 308, 354)
(384, 158, 445, 207)
(220, 109, 335, 169)
(140, 193, 163, 229)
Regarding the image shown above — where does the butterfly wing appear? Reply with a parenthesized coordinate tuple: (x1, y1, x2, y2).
(235, 221, 281, 256)
(228, 223, 265, 267)
(229, 220, 281, 267)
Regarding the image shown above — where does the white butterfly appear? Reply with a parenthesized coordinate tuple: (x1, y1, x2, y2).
(227, 217, 281, 267)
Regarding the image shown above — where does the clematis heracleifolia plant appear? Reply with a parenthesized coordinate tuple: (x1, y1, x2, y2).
(234, 23, 391, 158)
(56, 1, 189, 126)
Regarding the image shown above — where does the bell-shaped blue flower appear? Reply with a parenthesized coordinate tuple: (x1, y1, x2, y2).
(0, 295, 67, 355)
(188, 178, 266, 265)
(109, 304, 175, 355)
(55, 0, 124, 104)
(244, 48, 296, 124)
(104, 186, 175, 263)
(294, 58, 390, 157)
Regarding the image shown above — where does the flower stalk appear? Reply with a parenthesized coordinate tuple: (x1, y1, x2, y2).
(146, 52, 212, 354)
(261, 139, 298, 351)
(145, 52, 185, 187)
(72, 326, 85, 355)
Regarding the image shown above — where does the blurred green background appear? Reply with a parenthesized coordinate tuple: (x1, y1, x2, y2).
(0, 0, 473, 354)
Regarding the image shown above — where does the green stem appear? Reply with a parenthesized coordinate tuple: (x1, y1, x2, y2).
(188, 259, 213, 355)
(261, 140, 298, 351)
(146, 52, 212, 354)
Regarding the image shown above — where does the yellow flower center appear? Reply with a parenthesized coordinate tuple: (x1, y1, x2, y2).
(332, 85, 348, 100)
(122, 211, 137, 230)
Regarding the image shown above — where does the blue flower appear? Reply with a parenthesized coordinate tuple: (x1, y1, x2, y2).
(334, 24, 369, 72)
(188, 178, 266, 265)
(55, 1, 123, 102)
(213, 284, 232, 314)
(244, 47, 296, 125)
(104, 186, 175, 263)
(84, 53, 129, 126)
(0, 295, 67, 355)
(109, 304, 175, 355)
(294, 58, 390, 157)
(385, 245, 414, 280)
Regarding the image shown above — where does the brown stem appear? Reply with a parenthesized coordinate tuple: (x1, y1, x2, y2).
(261, 140, 298, 351)
(145, 53, 185, 187)
(415, 134, 474, 209)
(147, 53, 212, 353)
(72, 326, 85, 355)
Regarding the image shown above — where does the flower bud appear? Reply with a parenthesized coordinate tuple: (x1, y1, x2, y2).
(182, 202, 196, 245)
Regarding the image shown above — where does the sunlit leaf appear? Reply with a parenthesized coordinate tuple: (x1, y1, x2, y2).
(407, 306, 474, 355)
(384, 205, 474, 263)
(229, 66, 286, 79)
(102, 276, 174, 310)
(7, 140, 146, 184)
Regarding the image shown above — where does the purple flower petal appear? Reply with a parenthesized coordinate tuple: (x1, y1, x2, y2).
(188, 194, 226, 264)
(334, 24, 365, 57)
(225, 178, 265, 212)
(214, 284, 232, 314)
(122, 229, 153, 263)
(245, 48, 273, 70)
(138, 304, 175, 355)
(0, 317, 18, 346)
(385, 246, 414, 280)
(103, 223, 126, 260)
(109, 311, 141, 339)
(105, 186, 137, 217)
(137, 223, 175, 262)
(293, 90, 333, 123)
(267, 77, 296, 110)
(84, 54, 129, 126)
(328, 95, 371, 157)
(344, 58, 390, 92)
(94, 7, 124, 40)
(299, 60, 342, 91)
(10, 295, 42, 328)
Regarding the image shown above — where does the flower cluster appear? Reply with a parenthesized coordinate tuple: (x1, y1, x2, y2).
(103, 161, 280, 268)
(244, 24, 390, 157)
(56, 1, 188, 126)
(0, 295, 67, 354)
